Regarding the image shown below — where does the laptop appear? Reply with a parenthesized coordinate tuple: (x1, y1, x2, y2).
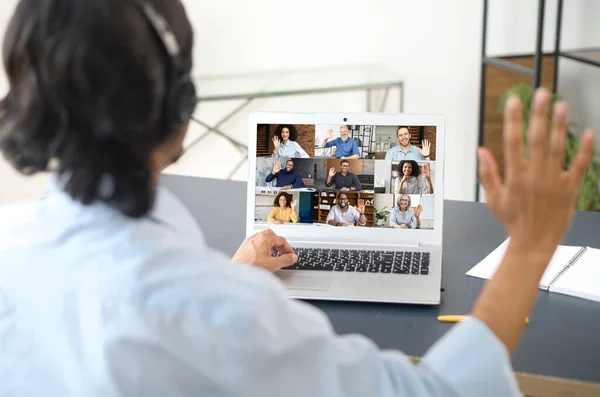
(247, 112, 445, 304)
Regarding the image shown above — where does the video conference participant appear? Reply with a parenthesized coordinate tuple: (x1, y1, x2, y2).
(267, 192, 299, 224)
(385, 126, 431, 161)
(325, 192, 367, 227)
(325, 160, 362, 191)
(389, 195, 423, 229)
(321, 125, 360, 159)
(265, 159, 305, 190)
(271, 124, 309, 158)
(395, 160, 433, 194)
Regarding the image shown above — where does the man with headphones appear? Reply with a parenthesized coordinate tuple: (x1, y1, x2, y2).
(0, 1, 595, 397)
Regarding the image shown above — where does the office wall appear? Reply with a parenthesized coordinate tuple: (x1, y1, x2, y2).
(1, 0, 599, 205)
(0, 1, 50, 204)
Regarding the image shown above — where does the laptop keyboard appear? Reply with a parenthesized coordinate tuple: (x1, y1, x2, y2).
(281, 248, 430, 275)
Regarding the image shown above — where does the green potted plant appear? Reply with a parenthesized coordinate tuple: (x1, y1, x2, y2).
(374, 206, 391, 226)
(498, 82, 600, 211)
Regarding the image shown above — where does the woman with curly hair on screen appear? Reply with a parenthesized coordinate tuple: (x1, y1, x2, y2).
(271, 124, 309, 158)
(267, 192, 299, 224)
(394, 159, 433, 195)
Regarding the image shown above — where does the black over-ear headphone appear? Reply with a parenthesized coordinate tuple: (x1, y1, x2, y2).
(133, 0, 197, 136)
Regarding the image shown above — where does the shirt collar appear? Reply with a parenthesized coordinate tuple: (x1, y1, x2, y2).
(398, 144, 414, 153)
(44, 172, 187, 227)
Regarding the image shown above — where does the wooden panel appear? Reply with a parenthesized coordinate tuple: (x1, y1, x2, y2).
(483, 55, 556, 177)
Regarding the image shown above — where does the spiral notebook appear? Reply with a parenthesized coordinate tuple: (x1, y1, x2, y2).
(467, 238, 600, 303)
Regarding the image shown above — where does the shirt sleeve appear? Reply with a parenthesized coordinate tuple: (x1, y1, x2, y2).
(265, 172, 276, 184)
(324, 139, 335, 149)
(293, 142, 310, 158)
(267, 208, 277, 223)
(292, 173, 305, 188)
(409, 214, 417, 229)
(325, 207, 336, 224)
(389, 209, 398, 227)
(353, 174, 362, 191)
(419, 177, 429, 194)
(351, 139, 360, 156)
(120, 250, 520, 397)
(325, 173, 335, 187)
(232, 281, 522, 397)
(385, 149, 393, 161)
(289, 208, 299, 223)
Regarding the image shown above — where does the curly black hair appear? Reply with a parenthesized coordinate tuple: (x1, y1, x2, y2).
(0, 0, 193, 218)
(273, 191, 292, 208)
(397, 160, 421, 178)
(274, 124, 298, 142)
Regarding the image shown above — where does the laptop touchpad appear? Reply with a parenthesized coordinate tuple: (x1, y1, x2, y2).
(285, 276, 332, 291)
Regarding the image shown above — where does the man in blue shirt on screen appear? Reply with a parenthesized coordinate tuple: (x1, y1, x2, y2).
(385, 125, 431, 161)
(321, 125, 360, 159)
(265, 159, 305, 190)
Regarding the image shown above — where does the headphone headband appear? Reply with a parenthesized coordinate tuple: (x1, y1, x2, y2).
(134, 0, 181, 58)
(132, 0, 197, 134)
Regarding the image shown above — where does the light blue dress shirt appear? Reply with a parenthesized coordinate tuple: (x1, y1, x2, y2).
(385, 144, 426, 161)
(0, 176, 521, 397)
(390, 206, 417, 228)
(276, 140, 309, 158)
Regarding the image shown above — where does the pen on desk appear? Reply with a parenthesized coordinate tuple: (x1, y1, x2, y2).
(437, 315, 529, 324)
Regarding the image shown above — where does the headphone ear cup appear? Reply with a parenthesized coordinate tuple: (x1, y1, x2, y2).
(165, 77, 197, 132)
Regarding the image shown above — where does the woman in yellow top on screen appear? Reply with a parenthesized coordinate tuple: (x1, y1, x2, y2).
(267, 192, 299, 224)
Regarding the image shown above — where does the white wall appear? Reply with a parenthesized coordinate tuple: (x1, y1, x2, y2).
(1, 0, 599, 205)
(182, 0, 600, 202)
(0, 0, 50, 204)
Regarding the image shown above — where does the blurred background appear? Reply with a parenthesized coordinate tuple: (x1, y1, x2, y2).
(1, 0, 599, 208)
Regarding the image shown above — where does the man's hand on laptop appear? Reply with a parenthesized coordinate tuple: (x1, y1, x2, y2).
(471, 88, 595, 355)
(232, 229, 299, 272)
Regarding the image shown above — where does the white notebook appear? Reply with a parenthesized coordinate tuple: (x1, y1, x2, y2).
(467, 238, 600, 303)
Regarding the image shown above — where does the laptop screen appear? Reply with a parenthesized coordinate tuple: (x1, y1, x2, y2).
(253, 123, 437, 231)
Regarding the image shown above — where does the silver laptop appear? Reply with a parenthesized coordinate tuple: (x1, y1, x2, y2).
(246, 112, 445, 304)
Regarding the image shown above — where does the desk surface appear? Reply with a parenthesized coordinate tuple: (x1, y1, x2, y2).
(161, 174, 600, 385)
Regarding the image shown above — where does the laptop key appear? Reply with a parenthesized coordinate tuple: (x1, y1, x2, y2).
(288, 248, 431, 275)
